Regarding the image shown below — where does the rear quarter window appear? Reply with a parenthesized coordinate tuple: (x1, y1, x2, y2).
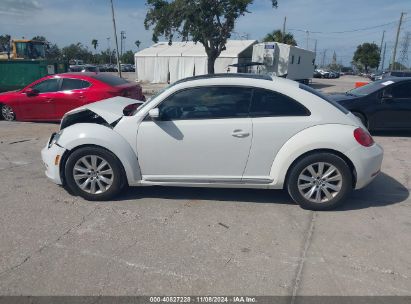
(299, 83, 349, 114)
(250, 88, 310, 117)
(92, 74, 129, 86)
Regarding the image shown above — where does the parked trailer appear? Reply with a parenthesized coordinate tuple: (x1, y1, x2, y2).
(251, 42, 315, 84)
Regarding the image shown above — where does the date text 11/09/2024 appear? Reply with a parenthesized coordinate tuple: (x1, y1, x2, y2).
(149, 296, 257, 303)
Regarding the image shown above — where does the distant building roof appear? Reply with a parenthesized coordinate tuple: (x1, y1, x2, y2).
(135, 40, 257, 58)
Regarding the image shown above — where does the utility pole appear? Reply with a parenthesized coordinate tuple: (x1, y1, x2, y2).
(110, 0, 122, 77)
(391, 12, 405, 71)
(120, 30, 126, 57)
(282, 16, 287, 43)
(305, 30, 309, 50)
(378, 30, 385, 70)
(381, 42, 386, 71)
(106, 37, 111, 64)
(321, 49, 327, 67)
(314, 39, 317, 64)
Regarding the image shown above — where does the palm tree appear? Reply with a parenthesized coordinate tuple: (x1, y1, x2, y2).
(263, 30, 297, 46)
(91, 39, 98, 52)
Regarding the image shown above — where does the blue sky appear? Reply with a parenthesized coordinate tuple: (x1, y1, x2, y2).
(0, 0, 410, 66)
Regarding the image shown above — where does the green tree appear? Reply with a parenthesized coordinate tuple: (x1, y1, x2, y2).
(121, 50, 135, 64)
(352, 43, 380, 73)
(46, 43, 62, 61)
(32, 36, 47, 42)
(91, 39, 98, 52)
(144, 0, 278, 74)
(62, 43, 93, 62)
(0, 34, 11, 52)
(262, 29, 297, 46)
(134, 40, 141, 49)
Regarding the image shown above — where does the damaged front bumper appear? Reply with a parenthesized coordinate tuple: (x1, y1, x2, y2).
(41, 137, 67, 185)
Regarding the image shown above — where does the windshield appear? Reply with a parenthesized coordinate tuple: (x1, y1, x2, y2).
(348, 79, 393, 96)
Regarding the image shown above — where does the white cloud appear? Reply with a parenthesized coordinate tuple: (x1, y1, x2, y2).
(0, 0, 41, 16)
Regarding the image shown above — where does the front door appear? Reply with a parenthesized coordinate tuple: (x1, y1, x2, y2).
(21, 78, 60, 120)
(374, 81, 411, 129)
(53, 78, 92, 118)
(137, 86, 253, 182)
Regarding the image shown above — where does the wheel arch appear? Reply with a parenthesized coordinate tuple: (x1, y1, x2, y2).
(56, 123, 142, 186)
(59, 144, 129, 187)
(268, 124, 359, 189)
(0, 102, 18, 120)
(283, 148, 357, 189)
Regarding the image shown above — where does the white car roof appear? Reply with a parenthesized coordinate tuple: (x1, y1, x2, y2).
(171, 74, 299, 92)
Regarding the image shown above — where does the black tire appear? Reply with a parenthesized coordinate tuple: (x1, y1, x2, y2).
(352, 112, 368, 129)
(1, 104, 16, 121)
(64, 146, 125, 201)
(287, 153, 353, 210)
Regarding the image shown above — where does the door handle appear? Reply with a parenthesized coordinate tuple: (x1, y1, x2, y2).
(231, 129, 250, 138)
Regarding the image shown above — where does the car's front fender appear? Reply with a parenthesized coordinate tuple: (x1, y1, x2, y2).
(57, 123, 141, 185)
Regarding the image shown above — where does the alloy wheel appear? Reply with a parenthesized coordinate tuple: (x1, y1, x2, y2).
(2, 105, 15, 121)
(73, 155, 114, 194)
(297, 162, 343, 204)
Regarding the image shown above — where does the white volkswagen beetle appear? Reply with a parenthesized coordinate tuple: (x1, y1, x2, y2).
(41, 74, 383, 210)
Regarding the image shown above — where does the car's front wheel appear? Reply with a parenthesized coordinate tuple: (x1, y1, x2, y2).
(1, 105, 16, 121)
(65, 147, 125, 201)
(287, 153, 353, 210)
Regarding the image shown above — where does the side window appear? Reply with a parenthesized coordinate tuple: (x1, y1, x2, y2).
(291, 55, 295, 64)
(61, 79, 91, 91)
(250, 89, 310, 117)
(392, 82, 411, 99)
(298, 56, 301, 64)
(158, 86, 252, 120)
(32, 79, 59, 93)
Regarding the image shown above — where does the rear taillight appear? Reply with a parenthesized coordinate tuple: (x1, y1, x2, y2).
(354, 128, 374, 147)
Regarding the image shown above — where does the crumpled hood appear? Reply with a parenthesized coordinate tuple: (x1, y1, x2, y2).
(64, 96, 141, 124)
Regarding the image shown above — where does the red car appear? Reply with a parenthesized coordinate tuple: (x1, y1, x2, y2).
(0, 73, 145, 121)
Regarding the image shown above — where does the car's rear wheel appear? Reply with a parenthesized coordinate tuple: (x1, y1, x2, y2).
(1, 105, 16, 121)
(65, 147, 124, 201)
(287, 153, 352, 210)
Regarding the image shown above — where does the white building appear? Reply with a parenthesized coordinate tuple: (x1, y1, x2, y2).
(135, 40, 257, 83)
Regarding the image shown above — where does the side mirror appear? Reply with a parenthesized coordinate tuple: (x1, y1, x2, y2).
(25, 88, 39, 96)
(148, 108, 160, 120)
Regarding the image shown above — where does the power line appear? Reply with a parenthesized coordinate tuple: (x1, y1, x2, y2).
(289, 17, 410, 35)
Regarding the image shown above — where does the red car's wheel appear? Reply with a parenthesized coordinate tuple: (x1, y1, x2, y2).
(1, 105, 16, 121)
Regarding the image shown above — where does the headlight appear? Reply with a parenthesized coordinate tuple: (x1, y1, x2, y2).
(48, 131, 62, 148)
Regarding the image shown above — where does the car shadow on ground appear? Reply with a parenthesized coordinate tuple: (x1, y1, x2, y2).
(114, 172, 408, 211)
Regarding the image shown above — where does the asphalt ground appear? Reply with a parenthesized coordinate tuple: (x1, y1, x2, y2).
(0, 76, 410, 296)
